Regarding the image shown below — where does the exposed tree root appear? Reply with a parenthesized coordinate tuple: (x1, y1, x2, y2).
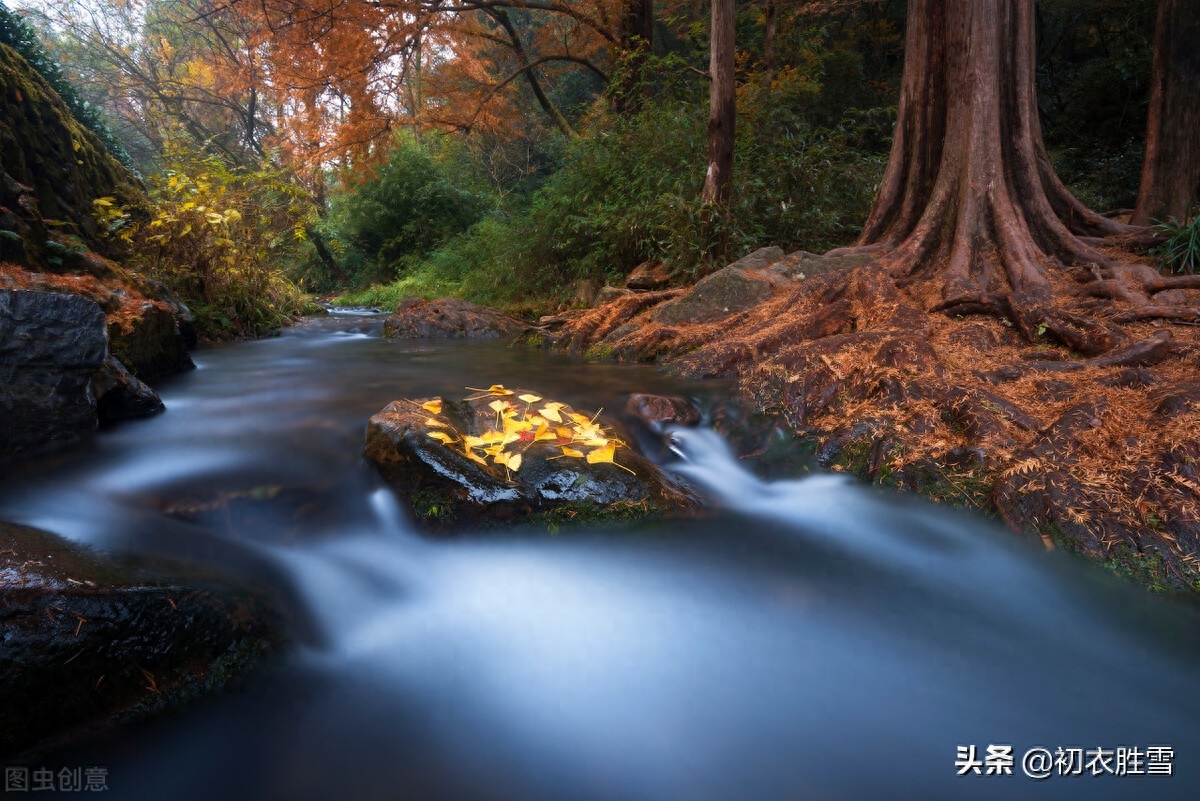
(558, 254, 1200, 593)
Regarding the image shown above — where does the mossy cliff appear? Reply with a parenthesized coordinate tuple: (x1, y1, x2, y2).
(0, 42, 192, 463)
(0, 42, 143, 267)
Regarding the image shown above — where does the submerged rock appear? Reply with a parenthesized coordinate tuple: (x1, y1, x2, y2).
(0, 521, 281, 755)
(0, 290, 106, 461)
(364, 389, 700, 531)
(383, 297, 529, 340)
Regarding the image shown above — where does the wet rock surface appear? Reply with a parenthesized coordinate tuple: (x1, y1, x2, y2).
(365, 390, 701, 532)
(383, 297, 530, 340)
(109, 301, 194, 381)
(0, 290, 106, 461)
(92, 354, 165, 425)
(0, 521, 282, 756)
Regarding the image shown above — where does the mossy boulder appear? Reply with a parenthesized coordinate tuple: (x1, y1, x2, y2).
(0, 42, 143, 266)
(365, 389, 701, 532)
(0, 521, 282, 755)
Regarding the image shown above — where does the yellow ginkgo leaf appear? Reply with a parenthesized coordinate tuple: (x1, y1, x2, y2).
(540, 403, 566, 423)
(534, 424, 557, 442)
(556, 426, 576, 440)
(421, 399, 443, 414)
(518, 394, 542, 404)
(425, 417, 449, 428)
(507, 453, 522, 472)
(463, 435, 486, 448)
(479, 431, 507, 444)
(463, 448, 488, 465)
(561, 446, 585, 458)
(582, 437, 609, 447)
(488, 399, 511, 413)
(427, 431, 456, 444)
(568, 412, 592, 426)
(503, 416, 532, 434)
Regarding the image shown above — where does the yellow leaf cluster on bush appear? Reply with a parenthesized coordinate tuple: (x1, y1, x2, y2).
(91, 136, 317, 338)
(416, 385, 635, 479)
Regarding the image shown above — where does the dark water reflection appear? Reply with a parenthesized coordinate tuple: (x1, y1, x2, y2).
(2, 312, 1199, 801)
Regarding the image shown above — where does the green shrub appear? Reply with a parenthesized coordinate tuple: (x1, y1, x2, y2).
(1155, 214, 1200, 275)
(322, 132, 490, 287)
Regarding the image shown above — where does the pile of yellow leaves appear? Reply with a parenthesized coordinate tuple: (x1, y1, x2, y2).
(415, 385, 634, 478)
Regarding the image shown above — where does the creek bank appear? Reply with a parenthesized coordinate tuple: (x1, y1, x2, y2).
(0, 521, 283, 756)
(383, 296, 531, 340)
(364, 388, 701, 533)
(1, 42, 195, 463)
(544, 249, 1200, 594)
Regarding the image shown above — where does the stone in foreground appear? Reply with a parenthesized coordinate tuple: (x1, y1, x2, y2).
(365, 389, 700, 531)
(0, 521, 281, 755)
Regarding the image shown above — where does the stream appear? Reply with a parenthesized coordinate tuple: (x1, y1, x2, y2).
(2, 310, 1199, 800)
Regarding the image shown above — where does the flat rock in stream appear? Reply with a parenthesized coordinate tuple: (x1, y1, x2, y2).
(0, 521, 282, 755)
(365, 389, 700, 531)
(383, 297, 529, 340)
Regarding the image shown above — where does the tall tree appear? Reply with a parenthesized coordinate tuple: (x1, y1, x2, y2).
(700, 0, 735, 255)
(844, 0, 1199, 347)
(1133, 0, 1200, 225)
(611, 0, 654, 112)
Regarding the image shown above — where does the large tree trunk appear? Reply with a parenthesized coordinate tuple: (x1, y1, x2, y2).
(855, 0, 1140, 313)
(700, 0, 736, 262)
(1133, 0, 1200, 226)
(612, 0, 655, 114)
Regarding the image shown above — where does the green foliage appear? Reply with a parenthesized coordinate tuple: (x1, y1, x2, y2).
(0, 2, 132, 168)
(322, 132, 490, 287)
(1037, 0, 1156, 211)
(106, 138, 316, 339)
(1155, 214, 1200, 275)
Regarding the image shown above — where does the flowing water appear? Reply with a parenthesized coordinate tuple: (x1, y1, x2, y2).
(2, 311, 1199, 800)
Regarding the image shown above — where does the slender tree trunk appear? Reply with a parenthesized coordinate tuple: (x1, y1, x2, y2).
(612, 0, 654, 113)
(1133, 0, 1200, 225)
(762, 0, 778, 85)
(489, 8, 576, 138)
(701, 0, 736, 263)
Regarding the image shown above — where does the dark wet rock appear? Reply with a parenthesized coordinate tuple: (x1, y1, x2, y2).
(92, 354, 164, 425)
(650, 266, 785, 326)
(0, 521, 282, 755)
(594, 286, 634, 306)
(109, 301, 195, 380)
(383, 297, 529, 340)
(727, 246, 785, 272)
(625, 261, 674, 291)
(0, 290, 106, 462)
(364, 390, 701, 532)
(623, 393, 701, 431)
(139, 278, 197, 349)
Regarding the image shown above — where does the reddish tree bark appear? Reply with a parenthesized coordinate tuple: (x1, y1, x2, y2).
(855, 2, 1127, 302)
(701, 0, 736, 258)
(1133, 0, 1200, 226)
